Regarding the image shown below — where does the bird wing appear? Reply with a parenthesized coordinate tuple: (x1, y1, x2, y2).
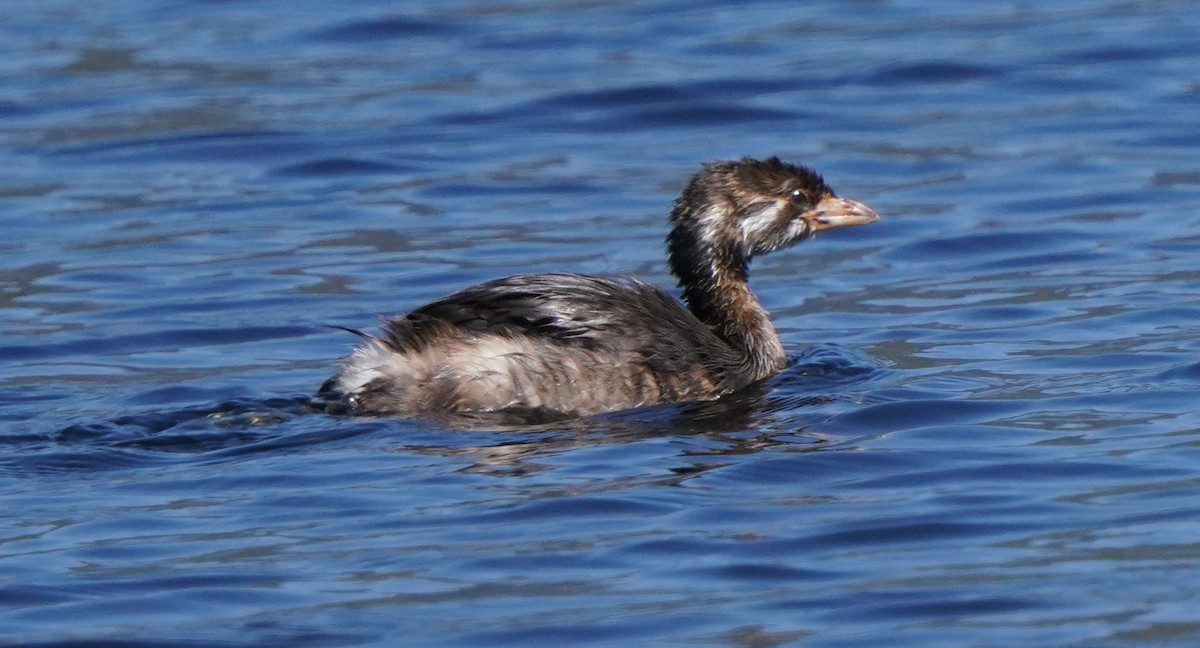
(382, 273, 689, 352)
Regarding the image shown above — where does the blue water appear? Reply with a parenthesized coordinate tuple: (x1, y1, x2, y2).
(3, 0, 1200, 645)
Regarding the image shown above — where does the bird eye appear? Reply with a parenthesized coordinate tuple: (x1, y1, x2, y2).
(788, 189, 806, 203)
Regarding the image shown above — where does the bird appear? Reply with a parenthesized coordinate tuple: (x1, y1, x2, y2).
(319, 157, 879, 421)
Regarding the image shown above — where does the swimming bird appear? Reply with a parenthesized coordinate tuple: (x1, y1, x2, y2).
(320, 157, 879, 420)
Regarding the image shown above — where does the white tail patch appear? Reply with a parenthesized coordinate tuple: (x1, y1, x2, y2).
(334, 337, 411, 394)
(332, 333, 597, 412)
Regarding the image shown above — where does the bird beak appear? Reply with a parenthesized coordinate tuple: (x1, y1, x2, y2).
(808, 195, 881, 232)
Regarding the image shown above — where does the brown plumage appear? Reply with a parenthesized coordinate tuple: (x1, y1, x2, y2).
(320, 157, 879, 421)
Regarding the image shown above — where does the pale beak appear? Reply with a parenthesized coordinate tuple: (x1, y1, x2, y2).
(808, 195, 881, 232)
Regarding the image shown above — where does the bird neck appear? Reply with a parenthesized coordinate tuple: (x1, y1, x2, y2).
(667, 225, 787, 379)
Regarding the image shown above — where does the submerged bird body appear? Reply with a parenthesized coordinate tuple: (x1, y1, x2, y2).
(322, 157, 879, 419)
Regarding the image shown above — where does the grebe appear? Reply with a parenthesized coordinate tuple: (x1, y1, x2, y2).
(320, 157, 879, 420)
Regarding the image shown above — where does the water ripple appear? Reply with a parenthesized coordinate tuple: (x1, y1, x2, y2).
(2, 0, 1200, 646)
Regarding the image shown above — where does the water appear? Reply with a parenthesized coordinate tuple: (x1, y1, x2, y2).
(2, 0, 1199, 645)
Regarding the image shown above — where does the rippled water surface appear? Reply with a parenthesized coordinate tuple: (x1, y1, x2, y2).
(3, 1, 1200, 646)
